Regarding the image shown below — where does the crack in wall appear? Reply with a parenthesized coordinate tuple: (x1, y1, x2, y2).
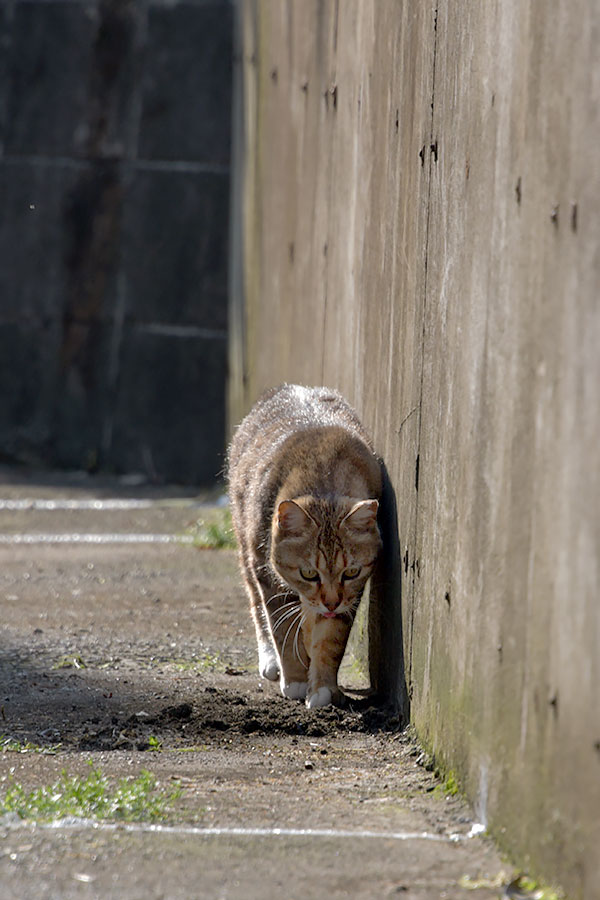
(407, 4, 439, 699)
(319, 2, 340, 385)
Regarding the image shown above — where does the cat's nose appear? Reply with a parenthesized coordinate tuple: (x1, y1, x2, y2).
(323, 596, 341, 612)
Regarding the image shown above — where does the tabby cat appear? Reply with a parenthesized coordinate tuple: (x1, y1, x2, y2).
(228, 384, 382, 708)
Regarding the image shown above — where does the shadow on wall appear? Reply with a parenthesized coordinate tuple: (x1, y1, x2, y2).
(370, 463, 409, 723)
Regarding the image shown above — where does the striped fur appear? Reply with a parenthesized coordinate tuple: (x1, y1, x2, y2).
(228, 385, 382, 708)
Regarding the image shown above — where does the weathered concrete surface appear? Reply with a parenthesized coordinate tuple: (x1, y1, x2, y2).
(0, 472, 508, 899)
(0, 0, 232, 483)
(228, 2, 600, 896)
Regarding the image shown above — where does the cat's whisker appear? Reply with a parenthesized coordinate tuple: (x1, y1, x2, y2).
(272, 604, 302, 631)
(280, 614, 298, 659)
(265, 591, 295, 607)
(272, 609, 298, 632)
(281, 609, 303, 661)
(268, 596, 300, 612)
(340, 601, 361, 622)
(294, 612, 309, 669)
(271, 612, 299, 635)
(269, 599, 300, 617)
(271, 597, 300, 614)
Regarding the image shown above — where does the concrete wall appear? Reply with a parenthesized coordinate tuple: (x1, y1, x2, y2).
(0, 0, 232, 484)
(229, 2, 600, 896)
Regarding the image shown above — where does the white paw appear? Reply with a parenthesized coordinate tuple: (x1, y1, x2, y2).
(306, 686, 333, 709)
(259, 648, 279, 681)
(282, 681, 308, 700)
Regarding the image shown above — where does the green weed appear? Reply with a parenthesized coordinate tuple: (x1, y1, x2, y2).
(0, 762, 180, 823)
(53, 653, 86, 670)
(187, 509, 236, 549)
(459, 872, 508, 892)
(0, 735, 61, 755)
(459, 872, 564, 899)
(443, 771, 460, 796)
(173, 745, 209, 753)
(506, 874, 565, 900)
(165, 652, 227, 673)
(432, 770, 461, 798)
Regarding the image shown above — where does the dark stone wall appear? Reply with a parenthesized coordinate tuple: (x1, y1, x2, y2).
(0, 0, 232, 484)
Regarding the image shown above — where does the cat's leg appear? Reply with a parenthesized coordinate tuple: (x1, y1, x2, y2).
(260, 581, 309, 700)
(233, 523, 279, 681)
(234, 522, 281, 681)
(302, 614, 353, 708)
(242, 561, 280, 681)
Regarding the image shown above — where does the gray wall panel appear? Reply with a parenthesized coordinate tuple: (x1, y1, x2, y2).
(230, 2, 600, 894)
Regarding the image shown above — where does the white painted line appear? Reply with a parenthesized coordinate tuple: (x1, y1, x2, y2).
(0, 533, 195, 545)
(0, 499, 155, 511)
(137, 825, 454, 841)
(0, 499, 204, 511)
(1, 817, 477, 844)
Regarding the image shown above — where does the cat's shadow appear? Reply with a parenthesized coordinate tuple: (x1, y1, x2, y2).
(368, 462, 409, 724)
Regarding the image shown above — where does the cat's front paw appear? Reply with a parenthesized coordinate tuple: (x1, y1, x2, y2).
(306, 686, 333, 709)
(281, 681, 308, 700)
(259, 648, 280, 681)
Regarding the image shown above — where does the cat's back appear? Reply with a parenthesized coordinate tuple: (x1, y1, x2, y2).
(229, 384, 367, 467)
(228, 384, 380, 501)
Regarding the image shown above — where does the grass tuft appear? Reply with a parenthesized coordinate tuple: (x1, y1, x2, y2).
(0, 762, 180, 823)
(53, 653, 86, 670)
(171, 652, 224, 673)
(187, 509, 236, 549)
(459, 872, 564, 899)
(444, 771, 460, 796)
(0, 735, 61, 755)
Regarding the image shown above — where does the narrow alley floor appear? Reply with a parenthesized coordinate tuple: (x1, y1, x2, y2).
(0, 468, 509, 899)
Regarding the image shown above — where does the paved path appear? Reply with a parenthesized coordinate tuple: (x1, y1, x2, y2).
(0, 470, 509, 899)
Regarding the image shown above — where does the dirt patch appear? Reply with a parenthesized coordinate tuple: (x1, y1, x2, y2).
(76, 689, 402, 751)
(0, 539, 397, 755)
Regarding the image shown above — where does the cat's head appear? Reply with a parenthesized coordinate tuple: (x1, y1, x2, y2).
(270, 496, 382, 617)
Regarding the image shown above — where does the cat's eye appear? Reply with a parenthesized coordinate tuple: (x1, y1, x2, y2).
(299, 567, 320, 582)
(342, 566, 361, 580)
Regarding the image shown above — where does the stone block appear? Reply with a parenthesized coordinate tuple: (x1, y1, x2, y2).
(0, 5, 11, 149)
(139, 2, 232, 163)
(0, 321, 61, 458)
(109, 328, 226, 484)
(121, 168, 229, 329)
(0, 159, 122, 323)
(4, 2, 97, 157)
(0, 317, 117, 474)
(51, 321, 115, 472)
(83, 0, 143, 159)
(0, 161, 79, 320)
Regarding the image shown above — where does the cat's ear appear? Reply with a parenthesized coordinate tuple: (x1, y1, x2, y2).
(341, 499, 379, 532)
(277, 500, 316, 536)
